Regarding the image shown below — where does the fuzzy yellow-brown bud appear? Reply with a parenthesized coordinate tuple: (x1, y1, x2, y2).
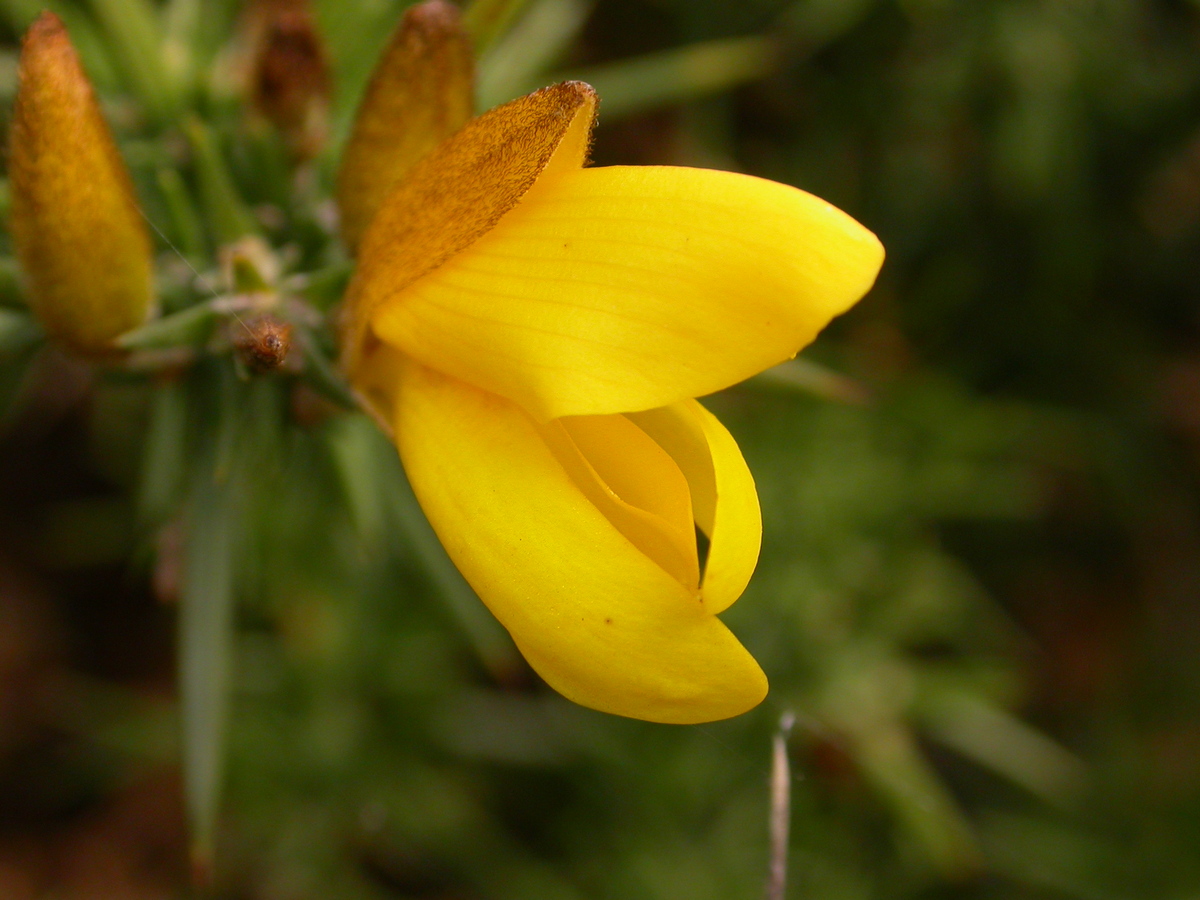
(248, 0, 331, 160)
(8, 11, 154, 355)
(335, 0, 474, 253)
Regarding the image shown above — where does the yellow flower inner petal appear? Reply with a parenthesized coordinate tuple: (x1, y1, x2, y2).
(629, 401, 761, 613)
(544, 413, 699, 591)
(627, 404, 719, 536)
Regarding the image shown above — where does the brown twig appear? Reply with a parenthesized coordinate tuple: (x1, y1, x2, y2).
(767, 711, 796, 900)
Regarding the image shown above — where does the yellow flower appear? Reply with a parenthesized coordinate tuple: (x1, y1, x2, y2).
(338, 2, 883, 724)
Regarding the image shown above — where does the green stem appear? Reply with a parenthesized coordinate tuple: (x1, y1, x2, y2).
(179, 445, 240, 882)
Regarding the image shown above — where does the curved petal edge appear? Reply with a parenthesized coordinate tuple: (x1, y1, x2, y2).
(629, 400, 761, 614)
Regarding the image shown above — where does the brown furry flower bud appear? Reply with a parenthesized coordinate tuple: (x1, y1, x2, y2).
(335, 0, 474, 253)
(249, 0, 331, 159)
(8, 11, 154, 355)
(234, 314, 293, 372)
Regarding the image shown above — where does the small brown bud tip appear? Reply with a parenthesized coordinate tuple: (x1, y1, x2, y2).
(234, 315, 293, 372)
(407, 0, 464, 34)
(189, 851, 214, 892)
(27, 10, 66, 42)
(9, 10, 154, 355)
(249, 0, 331, 159)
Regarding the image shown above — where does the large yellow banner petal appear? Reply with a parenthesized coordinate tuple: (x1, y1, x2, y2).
(372, 164, 883, 420)
(392, 359, 767, 723)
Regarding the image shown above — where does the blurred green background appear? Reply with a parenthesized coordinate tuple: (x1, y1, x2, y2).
(1, 0, 1199, 896)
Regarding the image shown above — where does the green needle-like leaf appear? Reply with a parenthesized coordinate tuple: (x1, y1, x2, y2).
(292, 262, 353, 312)
(179, 389, 243, 881)
(137, 378, 188, 527)
(297, 328, 357, 410)
(326, 416, 518, 677)
(463, 0, 535, 56)
(117, 301, 218, 350)
(853, 722, 982, 877)
(0, 257, 22, 310)
(753, 357, 871, 405)
(921, 689, 1087, 810)
(550, 35, 780, 120)
(476, 0, 591, 110)
(185, 117, 260, 247)
(0, 307, 43, 355)
(155, 167, 208, 263)
(86, 0, 176, 117)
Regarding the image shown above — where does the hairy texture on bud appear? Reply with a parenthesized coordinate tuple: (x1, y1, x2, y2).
(8, 12, 154, 354)
(249, 0, 331, 159)
(335, 0, 473, 253)
(234, 315, 293, 372)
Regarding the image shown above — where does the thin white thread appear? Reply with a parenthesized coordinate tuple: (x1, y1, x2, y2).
(132, 201, 254, 336)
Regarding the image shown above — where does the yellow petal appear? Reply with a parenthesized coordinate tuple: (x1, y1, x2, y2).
(342, 80, 596, 379)
(545, 413, 699, 590)
(335, 0, 473, 252)
(8, 11, 153, 354)
(391, 355, 767, 723)
(370, 162, 884, 420)
(629, 401, 761, 614)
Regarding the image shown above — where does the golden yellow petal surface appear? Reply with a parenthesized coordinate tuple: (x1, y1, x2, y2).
(630, 401, 761, 614)
(342, 80, 596, 379)
(371, 163, 884, 420)
(335, 0, 473, 252)
(392, 356, 767, 724)
(8, 11, 153, 354)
